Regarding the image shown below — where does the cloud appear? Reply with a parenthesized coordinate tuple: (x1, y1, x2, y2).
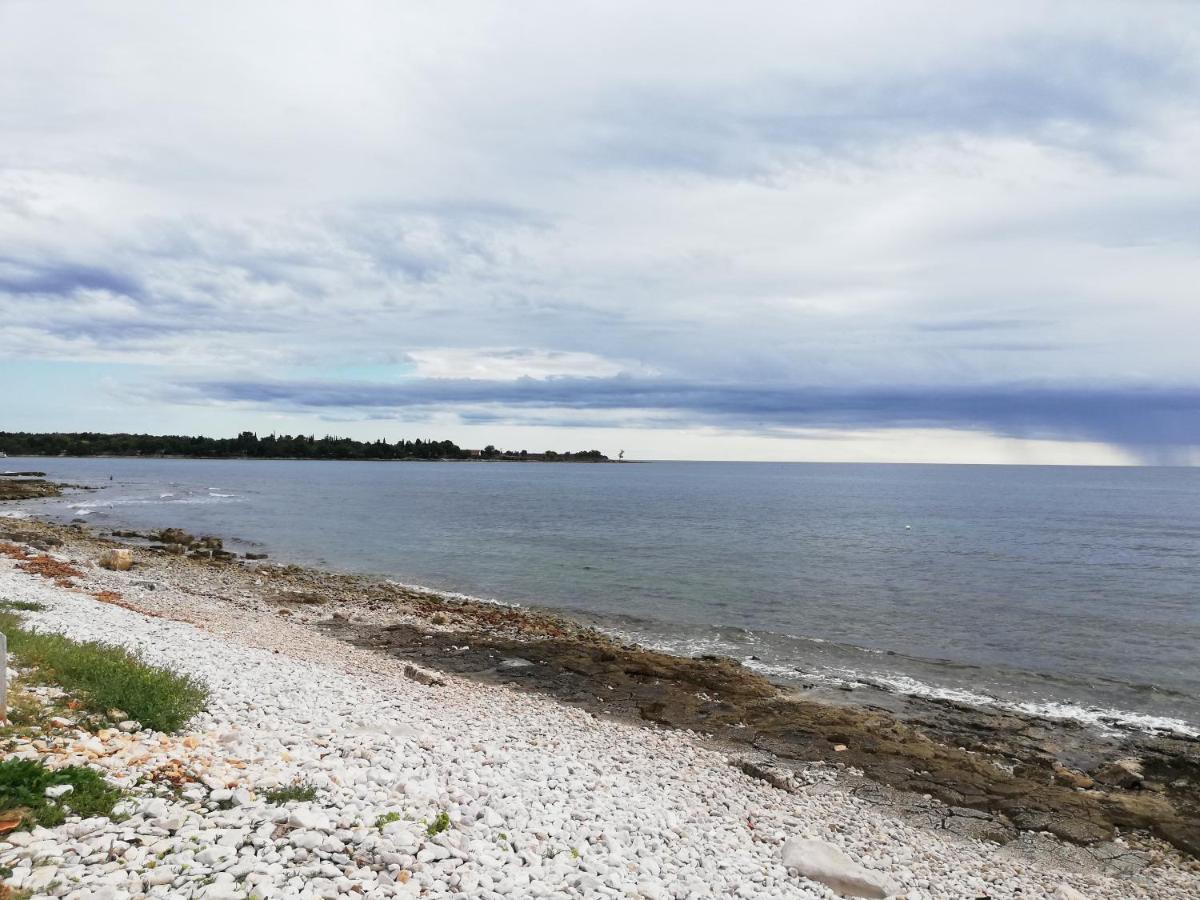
(0, 260, 141, 298)
(405, 348, 655, 381)
(179, 375, 1200, 452)
(1, 2, 1199, 460)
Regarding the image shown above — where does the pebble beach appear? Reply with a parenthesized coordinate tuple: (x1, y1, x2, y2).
(0, 534, 1198, 898)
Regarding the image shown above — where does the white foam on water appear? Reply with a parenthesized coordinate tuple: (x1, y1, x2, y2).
(101, 495, 236, 507)
(0, 510, 31, 519)
(1013, 699, 1200, 739)
(609, 633, 1200, 740)
(383, 579, 522, 609)
(843, 670, 1200, 739)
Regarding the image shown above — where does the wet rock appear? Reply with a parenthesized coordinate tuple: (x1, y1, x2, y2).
(0, 477, 63, 501)
(498, 657, 535, 669)
(1053, 763, 1094, 789)
(940, 806, 1018, 844)
(156, 527, 195, 545)
(1096, 758, 1144, 789)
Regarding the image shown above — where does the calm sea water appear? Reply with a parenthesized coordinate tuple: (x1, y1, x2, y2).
(6, 457, 1200, 736)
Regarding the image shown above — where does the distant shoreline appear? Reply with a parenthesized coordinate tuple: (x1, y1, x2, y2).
(0, 431, 616, 464)
(5, 453, 629, 464)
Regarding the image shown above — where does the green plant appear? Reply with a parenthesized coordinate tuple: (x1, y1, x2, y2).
(262, 779, 318, 804)
(0, 758, 124, 829)
(0, 610, 208, 732)
(425, 811, 450, 837)
(375, 811, 402, 829)
(0, 600, 46, 612)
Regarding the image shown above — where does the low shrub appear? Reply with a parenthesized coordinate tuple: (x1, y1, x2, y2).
(262, 779, 318, 804)
(426, 810, 450, 837)
(0, 611, 208, 732)
(0, 758, 124, 828)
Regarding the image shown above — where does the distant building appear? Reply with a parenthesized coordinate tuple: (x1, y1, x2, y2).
(466, 449, 483, 458)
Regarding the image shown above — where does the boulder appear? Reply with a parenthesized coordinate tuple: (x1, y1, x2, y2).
(1052, 763, 1094, 789)
(98, 548, 133, 571)
(1054, 886, 1089, 900)
(780, 838, 894, 898)
(156, 527, 194, 545)
(1096, 758, 1144, 789)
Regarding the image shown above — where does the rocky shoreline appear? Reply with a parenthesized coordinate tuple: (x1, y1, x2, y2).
(0, 474, 65, 502)
(2, 512, 1199, 870)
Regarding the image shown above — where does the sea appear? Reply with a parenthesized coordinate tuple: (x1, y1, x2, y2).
(4, 457, 1199, 738)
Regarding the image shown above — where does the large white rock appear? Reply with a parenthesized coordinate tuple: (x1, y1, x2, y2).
(780, 838, 894, 898)
(1054, 886, 1089, 900)
(99, 548, 134, 571)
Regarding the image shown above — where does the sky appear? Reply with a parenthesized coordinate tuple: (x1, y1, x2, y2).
(2, 1, 1198, 464)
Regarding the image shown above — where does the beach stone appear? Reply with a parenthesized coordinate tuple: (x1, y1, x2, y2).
(1096, 758, 1144, 789)
(156, 528, 194, 545)
(27, 865, 59, 891)
(780, 838, 894, 898)
(499, 658, 535, 669)
(98, 548, 134, 571)
(288, 809, 324, 830)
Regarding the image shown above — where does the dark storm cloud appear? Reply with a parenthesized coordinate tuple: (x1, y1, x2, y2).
(0, 260, 142, 298)
(187, 376, 1200, 449)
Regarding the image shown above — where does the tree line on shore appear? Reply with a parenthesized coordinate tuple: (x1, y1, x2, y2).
(0, 431, 610, 462)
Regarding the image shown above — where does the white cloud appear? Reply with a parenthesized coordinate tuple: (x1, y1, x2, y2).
(406, 348, 653, 381)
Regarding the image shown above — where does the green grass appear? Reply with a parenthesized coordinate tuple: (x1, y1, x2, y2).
(0, 610, 208, 732)
(375, 811, 402, 829)
(0, 600, 46, 612)
(0, 758, 125, 828)
(262, 779, 318, 804)
(426, 810, 450, 837)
